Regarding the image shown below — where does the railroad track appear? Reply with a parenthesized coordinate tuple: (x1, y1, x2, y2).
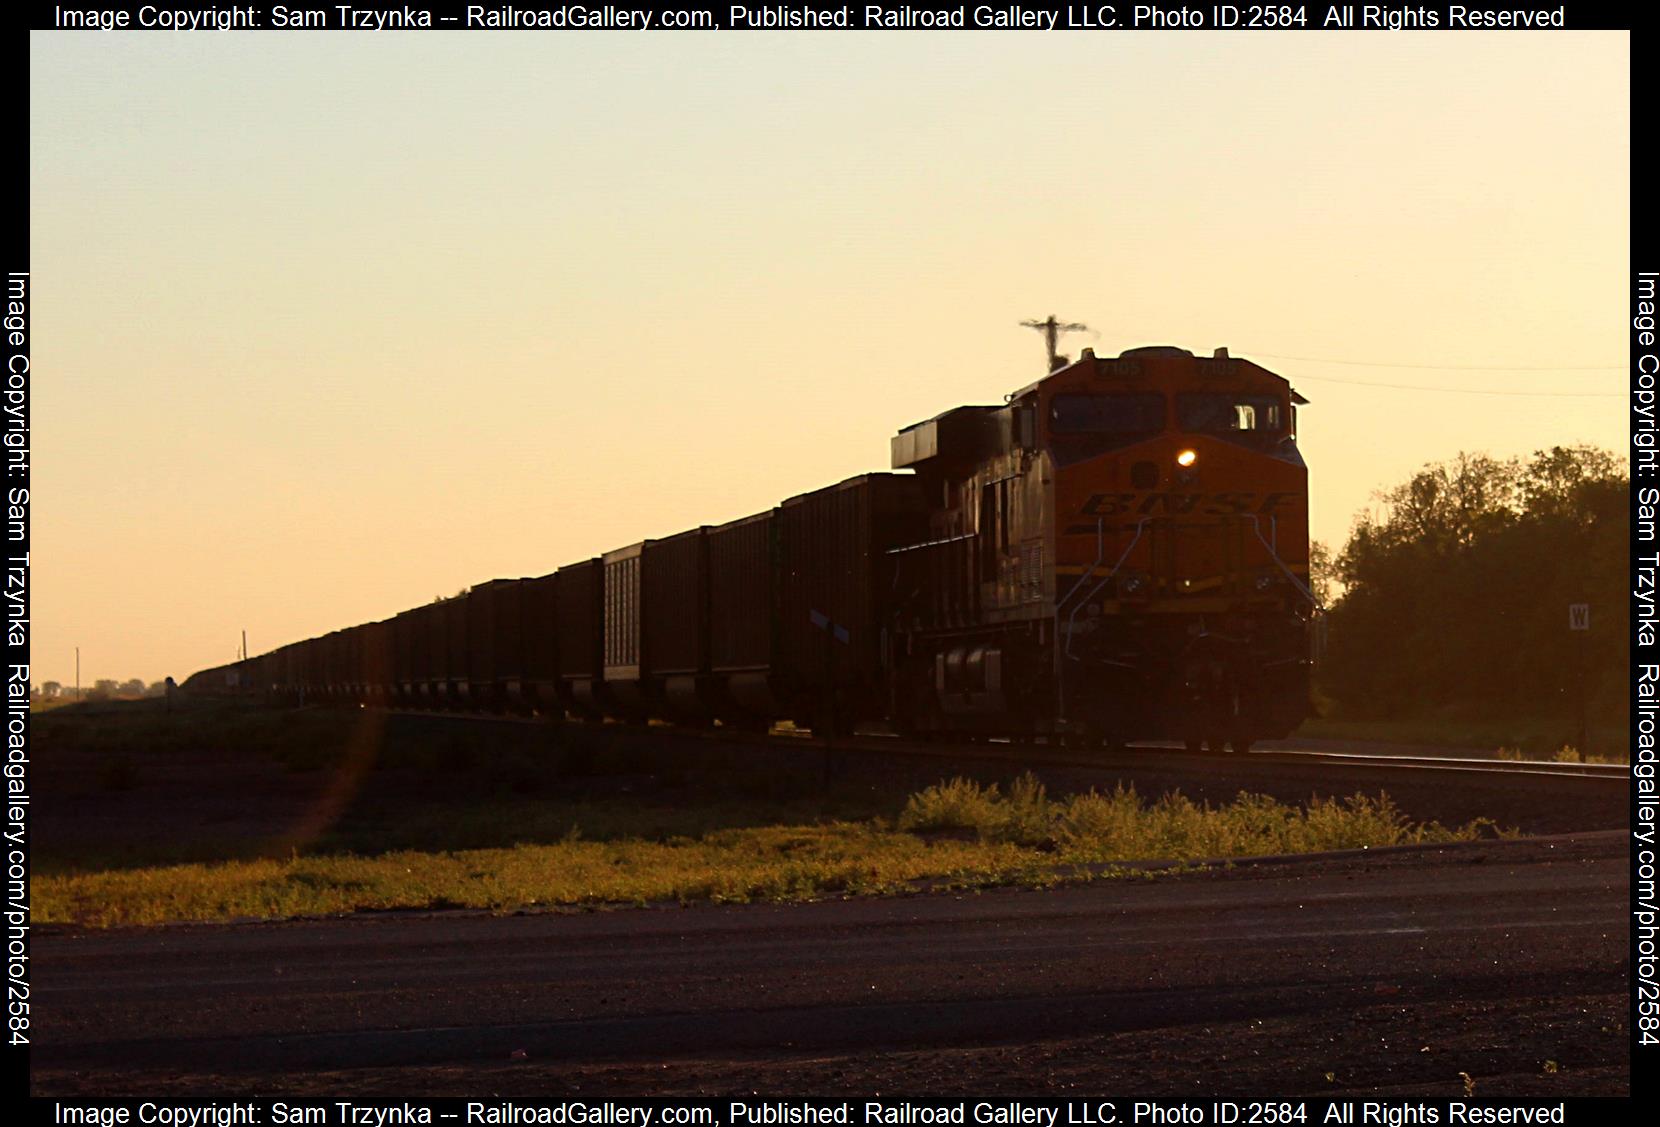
(761, 728, 1629, 781)
(1217, 747, 1627, 780)
(377, 707, 1628, 784)
(919, 741, 1626, 781)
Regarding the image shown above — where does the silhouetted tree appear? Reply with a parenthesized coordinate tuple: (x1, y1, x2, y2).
(1321, 446, 1627, 731)
(1308, 540, 1336, 608)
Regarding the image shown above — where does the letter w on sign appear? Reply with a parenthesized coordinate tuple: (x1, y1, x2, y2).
(1568, 603, 1590, 631)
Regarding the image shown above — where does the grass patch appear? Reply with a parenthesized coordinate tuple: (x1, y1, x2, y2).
(39, 774, 1490, 928)
(899, 775, 1489, 857)
(38, 827, 1041, 928)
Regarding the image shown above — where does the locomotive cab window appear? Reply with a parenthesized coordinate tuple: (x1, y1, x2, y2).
(1049, 393, 1165, 434)
(1177, 393, 1285, 444)
(1046, 393, 1167, 465)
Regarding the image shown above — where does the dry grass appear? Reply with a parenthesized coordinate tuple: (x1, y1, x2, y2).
(40, 776, 1488, 929)
(900, 774, 1486, 857)
(1496, 745, 1625, 765)
(40, 825, 1040, 928)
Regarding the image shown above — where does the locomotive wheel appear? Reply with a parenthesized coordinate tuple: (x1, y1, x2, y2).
(1205, 733, 1230, 754)
(1232, 736, 1254, 754)
(1183, 737, 1203, 754)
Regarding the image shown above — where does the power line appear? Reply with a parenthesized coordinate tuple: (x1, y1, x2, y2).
(1282, 372, 1622, 398)
(1243, 350, 1623, 372)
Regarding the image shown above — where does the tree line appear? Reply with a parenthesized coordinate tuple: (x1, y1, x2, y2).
(37, 679, 168, 702)
(1316, 445, 1627, 729)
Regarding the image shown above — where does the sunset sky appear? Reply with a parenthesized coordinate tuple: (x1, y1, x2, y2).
(31, 30, 1628, 687)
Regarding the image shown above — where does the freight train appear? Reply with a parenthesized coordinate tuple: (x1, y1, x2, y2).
(184, 345, 1317, 752)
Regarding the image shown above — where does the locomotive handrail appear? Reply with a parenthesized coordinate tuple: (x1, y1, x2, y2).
(1063, 518, 1150, 661)
(1055, 518, 1105, 613)
(1244, 514, 1321, 610)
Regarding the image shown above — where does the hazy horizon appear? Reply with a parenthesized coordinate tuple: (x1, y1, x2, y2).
(31, 30, 1629, 686)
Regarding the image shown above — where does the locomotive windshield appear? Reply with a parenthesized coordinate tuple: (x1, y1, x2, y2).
(1177, 393, 1285, 437)
(1049, 393, 1165, 434)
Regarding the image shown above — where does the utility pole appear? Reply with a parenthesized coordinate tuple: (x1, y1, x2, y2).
(75, 646, 80, 701)
(1020, 315, 1094, 372)
(242, 630, 247, 662)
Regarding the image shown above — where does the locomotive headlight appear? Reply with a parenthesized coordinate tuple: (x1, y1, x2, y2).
(1255, 574, 1276, 592)
(1175, 448, 1198, 468)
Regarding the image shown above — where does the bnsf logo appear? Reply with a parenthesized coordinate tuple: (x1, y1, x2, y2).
(1079, 491, 1300, 517)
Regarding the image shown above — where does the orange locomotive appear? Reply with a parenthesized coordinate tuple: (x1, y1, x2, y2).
(887, 345, 1316, 751)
